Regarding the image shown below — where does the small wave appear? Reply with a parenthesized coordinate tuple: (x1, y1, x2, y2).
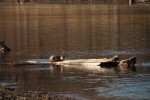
(136, 62, 150, 67)
(27, 59, 49, 63)
(0, 81, 17, 88)
(97, 49, 150, 55)
(96, 78, 150, 100)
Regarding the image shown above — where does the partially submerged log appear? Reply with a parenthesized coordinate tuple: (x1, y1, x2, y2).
(99, 61, 119, 68)
(119, 56, 136, 67)
(98, 55, 120, 67)
(99, 56, 136, 68)
(108, 55, 119, 62)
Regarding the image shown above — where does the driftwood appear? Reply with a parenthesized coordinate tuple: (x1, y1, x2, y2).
(119, 56, 136, 67)
(99, 56, 136, 68)
(99, 61, 119, 68)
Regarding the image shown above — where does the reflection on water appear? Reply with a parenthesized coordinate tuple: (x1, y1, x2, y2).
(0, 4, 149, 59)
(0, 3, 150, 100)
(0, 63, 150, 100)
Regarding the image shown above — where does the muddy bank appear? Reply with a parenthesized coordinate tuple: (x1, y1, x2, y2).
(0, 87, 75, 100)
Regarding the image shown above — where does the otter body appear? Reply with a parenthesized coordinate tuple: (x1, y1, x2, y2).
(49, 55, 65, 62)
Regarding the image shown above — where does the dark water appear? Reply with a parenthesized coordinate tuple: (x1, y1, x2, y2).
(0, 4, 150, 100)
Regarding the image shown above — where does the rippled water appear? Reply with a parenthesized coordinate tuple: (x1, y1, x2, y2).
(0, 3, 150, 100)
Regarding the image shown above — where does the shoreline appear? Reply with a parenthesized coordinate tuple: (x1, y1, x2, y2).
(0, 2, 149, 7)
(0, 86, 75, 100)
(0, 2, 149, 5)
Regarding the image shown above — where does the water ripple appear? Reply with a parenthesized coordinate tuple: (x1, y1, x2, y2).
(95, 74, 150, 100)
(69, 49, 150, 57)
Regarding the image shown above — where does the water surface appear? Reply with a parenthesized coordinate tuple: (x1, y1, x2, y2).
(0, 4, 150, 100)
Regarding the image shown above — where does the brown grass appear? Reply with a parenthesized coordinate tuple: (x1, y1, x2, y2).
(0, 87, 75, 100)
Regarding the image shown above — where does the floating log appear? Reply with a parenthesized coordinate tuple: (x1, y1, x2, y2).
(108, 55, 119, 62)
(119, 56, 136, 67)
(98, 61, 119, 67)
(98, 56, 136, 68)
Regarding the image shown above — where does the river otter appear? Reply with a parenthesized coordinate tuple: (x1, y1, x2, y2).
(49, 55, 65, 62)
(18, 0, 24, 5)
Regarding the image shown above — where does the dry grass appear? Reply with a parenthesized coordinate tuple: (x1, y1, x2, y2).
(0, 87, 75, 100)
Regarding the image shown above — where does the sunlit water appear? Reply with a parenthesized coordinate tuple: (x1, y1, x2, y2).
(0, 3, 150, 100)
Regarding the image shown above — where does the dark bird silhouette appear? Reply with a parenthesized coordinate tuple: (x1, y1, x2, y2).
(0, 40, 11, 53)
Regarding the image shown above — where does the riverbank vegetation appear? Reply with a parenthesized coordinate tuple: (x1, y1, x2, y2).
(0, 0, 149, 4)
(0, 87, 75, 100)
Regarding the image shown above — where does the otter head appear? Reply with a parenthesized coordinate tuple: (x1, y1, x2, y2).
(49, 55, 65, 62)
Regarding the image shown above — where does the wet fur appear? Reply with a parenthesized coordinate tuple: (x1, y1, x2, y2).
(49, 55, 65, 62)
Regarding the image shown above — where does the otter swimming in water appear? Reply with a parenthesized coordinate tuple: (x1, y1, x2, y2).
(49, 55, 65, 62)
(18, 0, 24, 5)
